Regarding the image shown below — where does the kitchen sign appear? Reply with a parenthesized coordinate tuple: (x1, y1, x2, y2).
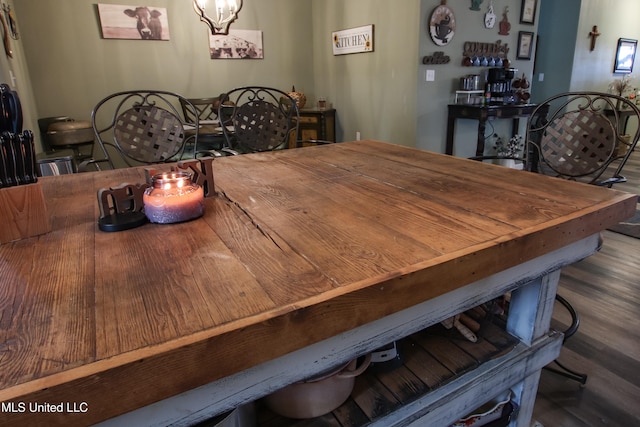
(332, 25, 374, 55)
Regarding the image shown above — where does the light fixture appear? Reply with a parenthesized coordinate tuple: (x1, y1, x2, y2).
(193, 0, 243, 35)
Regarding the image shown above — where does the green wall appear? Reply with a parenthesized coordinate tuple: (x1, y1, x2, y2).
(13, 1, 314, 132)
(8, 0, 421, 154)
(310, 0, 420, 146)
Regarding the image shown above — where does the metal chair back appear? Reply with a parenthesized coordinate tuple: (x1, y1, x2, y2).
(87, 90, 198, 170)
(219, 86, 299, 153)
(525, 92, 640, 187)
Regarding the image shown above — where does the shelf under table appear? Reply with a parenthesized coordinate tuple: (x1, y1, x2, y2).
(254, 315, 561, 427)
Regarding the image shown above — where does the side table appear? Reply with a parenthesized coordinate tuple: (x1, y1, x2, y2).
(291, 108, 336, 147)
(446, 104, 547, 157)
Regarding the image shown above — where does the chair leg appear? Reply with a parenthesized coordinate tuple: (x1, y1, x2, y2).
(545, 360, 588, 385)
(544, 294, 588, 385)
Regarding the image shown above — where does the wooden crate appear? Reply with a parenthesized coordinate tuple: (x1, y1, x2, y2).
(0, 182, 51, 244)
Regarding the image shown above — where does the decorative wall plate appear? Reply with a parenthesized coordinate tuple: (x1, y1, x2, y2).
(429, 2, 456, 46)
(485, 2, 496, 29)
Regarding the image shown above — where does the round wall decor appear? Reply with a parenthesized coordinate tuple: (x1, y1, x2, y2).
(429, 1, 456, 46)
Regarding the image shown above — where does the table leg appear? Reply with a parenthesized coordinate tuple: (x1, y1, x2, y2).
(476, 119, 486, 157)
(446, 116, 455, 155)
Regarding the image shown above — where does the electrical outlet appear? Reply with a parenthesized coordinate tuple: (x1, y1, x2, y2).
(426, 69, 435, 81)
(356, 132, 361, 141)
(538, 73, 544, 82)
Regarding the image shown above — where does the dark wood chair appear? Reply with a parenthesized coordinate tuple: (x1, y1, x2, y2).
(81, 90, 199, 170)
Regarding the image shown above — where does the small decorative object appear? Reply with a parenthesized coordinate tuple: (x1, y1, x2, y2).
(97, 183, 150, 232)
(517, 31, 534, 60)
(2, 3, 18, 40)
(498, 6, 510, 36)
(613, 38, 637, 74)
(422, 51, 451, 64)
(512, 74, 531, 103)
(484, 1, 496, 29)
(174, 157, 216, 197)
(429, 0, 456, 46)
(519, 0, 537, 25)
(0, 7, 11, 57)
(494, 134, 524, 158)
(469, 0, 483, 11)
(462, 40, 509, 67)
(332, 25, 374, 55)
(589, 25, 600, 51)
(287, 86, 307, 109)
(143, 172, 205, 224)
(609, 75, 634, 109)
(609, 74, 633, 97)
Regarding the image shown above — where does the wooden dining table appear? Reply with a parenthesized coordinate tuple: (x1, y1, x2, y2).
(0, 140, 636, 427)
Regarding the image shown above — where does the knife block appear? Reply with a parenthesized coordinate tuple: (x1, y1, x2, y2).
(0, 182, 51, 244)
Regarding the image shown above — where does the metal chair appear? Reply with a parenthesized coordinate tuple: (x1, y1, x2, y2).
(526, 92, 640, 187)
(179, 96, 229, 153)
(80, 90, 199, 171)
(470, 93, 640, 385)
(217, 86, 332, 155)
(517, 92, 640, 385)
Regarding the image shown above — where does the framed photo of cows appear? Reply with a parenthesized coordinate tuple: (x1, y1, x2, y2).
(98, 4, 170, 40)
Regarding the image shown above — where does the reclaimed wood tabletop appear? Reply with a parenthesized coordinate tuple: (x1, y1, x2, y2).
(0, 140, 636, 426)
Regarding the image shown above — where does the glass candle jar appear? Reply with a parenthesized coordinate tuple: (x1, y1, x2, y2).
(143, 172, 204, 224)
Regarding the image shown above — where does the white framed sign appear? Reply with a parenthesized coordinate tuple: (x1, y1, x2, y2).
(332, 25, 374, 56)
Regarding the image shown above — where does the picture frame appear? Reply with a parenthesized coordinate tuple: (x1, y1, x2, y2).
(332, 25, 374, 56)
(97, 4, 170, 40)
(209, 29, 264, 59)
(517, 31, 534, 60)
(613, 38, 637, 74)
(519, 0, 537, 25)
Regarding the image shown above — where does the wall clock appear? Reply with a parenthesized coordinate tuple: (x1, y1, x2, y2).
(429, 1, 455, 46)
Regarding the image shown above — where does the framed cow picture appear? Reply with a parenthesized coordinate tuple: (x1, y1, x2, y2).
(97, 4, 170, 40)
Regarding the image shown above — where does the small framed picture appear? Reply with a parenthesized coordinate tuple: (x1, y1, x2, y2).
(517, 31, 534, 60)
(613, 38, 637, 74)
(520, 0, 537, 25)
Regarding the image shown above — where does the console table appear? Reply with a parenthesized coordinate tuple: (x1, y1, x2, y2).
(446, 104, 546, 156)
(604, 108, 637, 134)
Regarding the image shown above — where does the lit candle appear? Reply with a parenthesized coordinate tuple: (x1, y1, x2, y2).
(143, 172, 205, 224)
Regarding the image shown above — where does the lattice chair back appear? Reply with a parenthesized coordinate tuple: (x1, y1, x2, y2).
(84, 90, 198, 170)
(219, 86, 299, 153)
(180, 97, 219, 123)
(526, 92, 640, 187)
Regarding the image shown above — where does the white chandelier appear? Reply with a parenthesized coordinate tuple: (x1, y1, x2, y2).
(193, 0, 243, 35)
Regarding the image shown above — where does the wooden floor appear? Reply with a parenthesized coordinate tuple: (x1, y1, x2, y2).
(532, 151, 640, 426)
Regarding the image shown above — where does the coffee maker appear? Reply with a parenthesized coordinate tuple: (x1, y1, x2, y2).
(486, 67, 517, 103)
